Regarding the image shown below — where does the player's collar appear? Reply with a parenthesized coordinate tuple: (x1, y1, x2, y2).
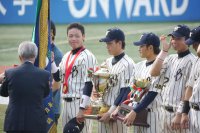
(178, 49, 190, 58)
(146, 60, 155, 66)
(112, 52, 125, 65)
(72, 47, 85, 55)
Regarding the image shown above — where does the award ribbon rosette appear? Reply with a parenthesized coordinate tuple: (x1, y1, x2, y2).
(116, 79, 150, 127)
(83, 66, 111, 120)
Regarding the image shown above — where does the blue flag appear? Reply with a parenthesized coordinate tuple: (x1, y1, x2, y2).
(32, 0, 57, 132)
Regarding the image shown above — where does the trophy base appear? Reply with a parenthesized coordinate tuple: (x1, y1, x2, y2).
(83, 105, 109, 120)
(83, 115, 101, 120)
(117, 103, 150, 127)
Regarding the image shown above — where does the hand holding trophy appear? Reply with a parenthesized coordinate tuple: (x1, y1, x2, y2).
(83, 66, 110, 120)
(116, 78, 150, 127)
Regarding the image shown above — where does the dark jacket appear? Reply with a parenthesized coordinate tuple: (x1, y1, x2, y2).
(0, 62, 50, 132)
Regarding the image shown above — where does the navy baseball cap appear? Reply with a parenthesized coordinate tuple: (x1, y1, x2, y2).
(186, 26, 200, 45)
(99, 28, 125, 42)
(168, 25, 190, 39)
(133, 33, 160, 47)
(63, 117, 84, 133)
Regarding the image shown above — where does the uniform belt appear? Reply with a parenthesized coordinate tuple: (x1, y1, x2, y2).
(190, 103, 200, 111)
(64, 97, 80, 102)
(163, 106, 175, 113)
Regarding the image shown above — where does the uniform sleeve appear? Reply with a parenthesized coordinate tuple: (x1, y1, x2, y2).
(119, 62, 135, 88)
(84, 53, 98, 82)
(186, 60, 196, 88)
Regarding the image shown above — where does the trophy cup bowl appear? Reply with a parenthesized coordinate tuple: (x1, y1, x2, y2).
(84, 68, 110, 120)
(134, 78, 150, 88)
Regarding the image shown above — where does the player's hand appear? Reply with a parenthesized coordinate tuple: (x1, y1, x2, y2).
(99, 112, 111, 123)
(76, 109, 85, 123)
(92, 88, 100, 99)
(0, 72, 5, 83)
(110, 106, 120, 119)
(181, 113, 189, 129)
(51, 51, 55, 63)
(171, 113, 181, 130)
(160, 35, 171, 52)
(123, 110, 136, 127)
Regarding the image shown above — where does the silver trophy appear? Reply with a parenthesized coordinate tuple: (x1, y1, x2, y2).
(83, 67, 110, 119)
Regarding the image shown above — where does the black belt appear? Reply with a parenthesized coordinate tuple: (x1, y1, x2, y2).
(191, 103, 200, 111)
(163, 106, 174, 112)
(64, 97, 80, 102)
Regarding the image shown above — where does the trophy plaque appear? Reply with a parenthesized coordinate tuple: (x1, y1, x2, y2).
(83, 67, 110, 120)
(116, 78, 150, 127)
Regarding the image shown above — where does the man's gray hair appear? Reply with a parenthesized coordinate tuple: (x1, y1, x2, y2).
(18, 41, 38, 60)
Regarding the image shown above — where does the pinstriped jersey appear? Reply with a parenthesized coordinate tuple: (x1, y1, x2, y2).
(161, 53, 196, 107)
(103, 54, 135, 106)
(59, 49, 98, 98)
(130, 60, 162, 108)
(187, 58, 200, 103)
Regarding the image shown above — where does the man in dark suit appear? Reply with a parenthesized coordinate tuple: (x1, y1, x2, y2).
(0, 41, 50, 133)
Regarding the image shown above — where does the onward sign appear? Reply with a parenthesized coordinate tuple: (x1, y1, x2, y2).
(0, 0, 200, 24)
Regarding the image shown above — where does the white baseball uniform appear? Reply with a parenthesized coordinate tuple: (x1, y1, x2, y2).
(97, 54, 135, 133)
(130, 60, 163, 133)
(187, 58, 200, 133)
(160, 51, 195, 133)
(59, 48, 98, 133)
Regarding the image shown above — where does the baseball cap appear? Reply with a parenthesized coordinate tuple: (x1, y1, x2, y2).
(168, 24, 190, 39)
(133, 33, 160, 47)
(186, 26, 200, 45)
(99, 28, 125, 42)
(63, 117, 84, 133)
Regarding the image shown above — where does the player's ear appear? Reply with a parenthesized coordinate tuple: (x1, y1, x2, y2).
(82, 34, 85, 42)
(149, 45, 153, 50)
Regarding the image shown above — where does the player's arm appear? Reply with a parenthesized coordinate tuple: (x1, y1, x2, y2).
(150, 35, 171, 76)
(123, 91, 158, 126)
(0, 71, 8, 97)
(80, 54, 98, 110)
(114, 87, 130, 106)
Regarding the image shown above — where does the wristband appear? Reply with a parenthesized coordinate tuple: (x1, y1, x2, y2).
(157, 50, 168, 61)
(51, 62, 58, 73)
(80, 95, 90, 109)
(177, 101, 184, 114)
(182, 101, 190, 114)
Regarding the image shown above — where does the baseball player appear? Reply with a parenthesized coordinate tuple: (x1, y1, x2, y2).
(150, 25, 196, 133)
(112, 32, 164, 133)
(50, 20, 63, 126)
(97, 28, 135, 133)
(52, 23, 98, 133)
(179, 26, 200, 133)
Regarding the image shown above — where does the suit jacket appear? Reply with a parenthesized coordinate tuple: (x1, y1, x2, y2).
(0, 62, 50, 132)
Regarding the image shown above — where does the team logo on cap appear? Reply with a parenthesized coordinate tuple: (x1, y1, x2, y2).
(106, 30, 110, 36)
(174, 26, 180, 31)
(190, 32, 193, 37)
(140, 34, 144, 40)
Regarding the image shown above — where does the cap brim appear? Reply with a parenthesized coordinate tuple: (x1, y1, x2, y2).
(133, 41, 144, 46)
(168, 32, 183, 38)
(99, 37, 113, 42)
(185, 38, 195, 45)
